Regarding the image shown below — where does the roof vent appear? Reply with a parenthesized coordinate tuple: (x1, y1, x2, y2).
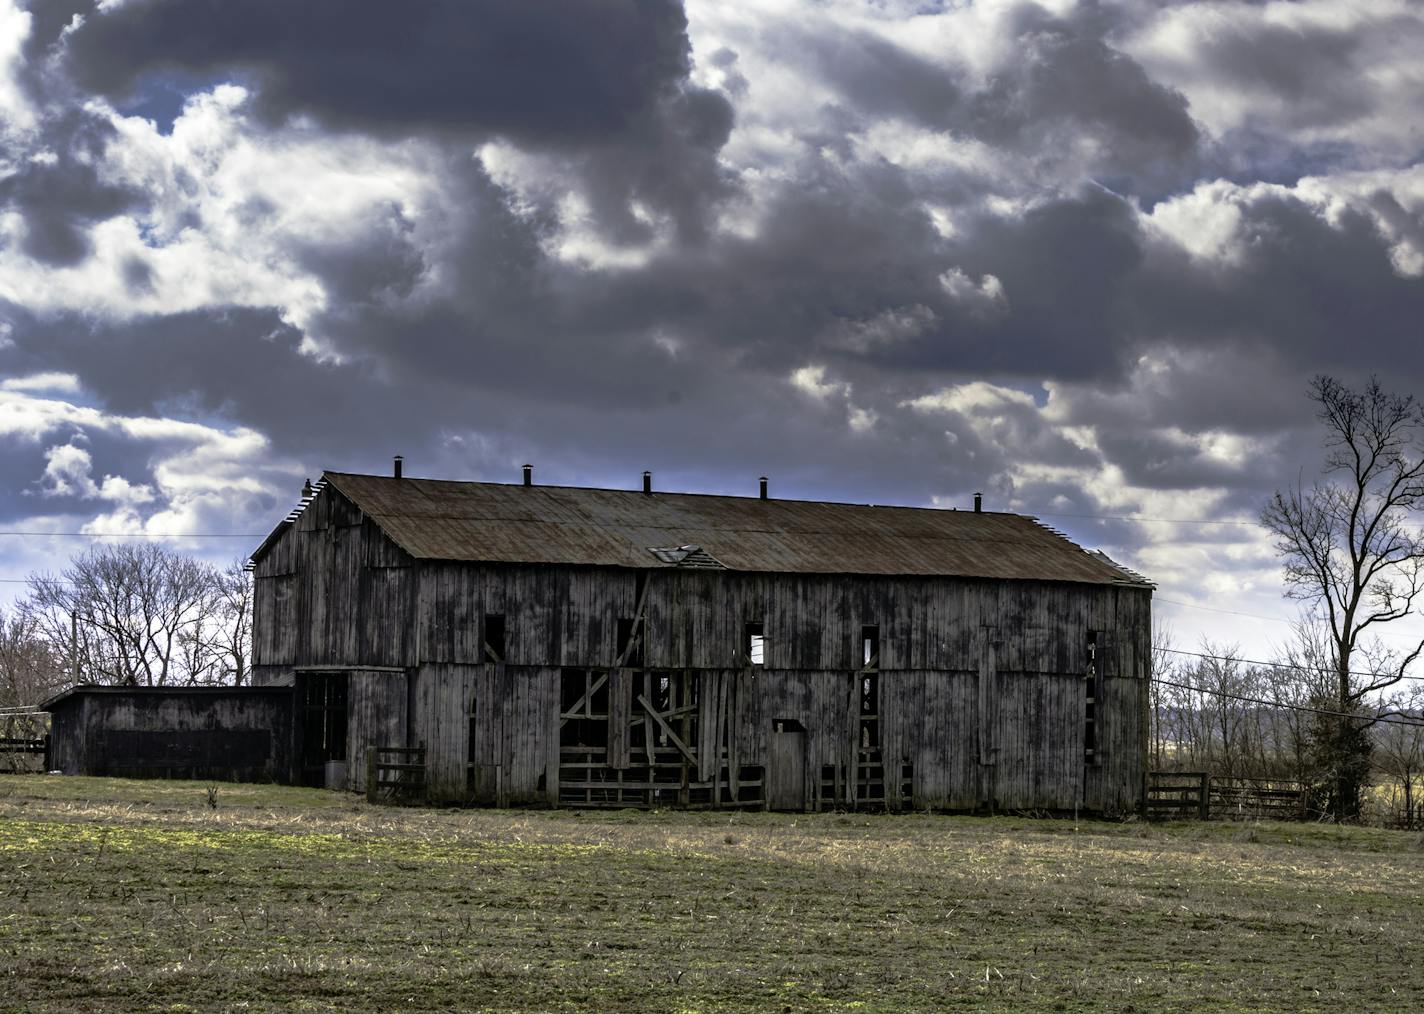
(759, 476, 768, 500)
(643, 470, 652, 495)
(648, 544, 725, 569)
(973, 492, 982, 512)
(523, 464, 532, 487)
(394, 455, 404, 480)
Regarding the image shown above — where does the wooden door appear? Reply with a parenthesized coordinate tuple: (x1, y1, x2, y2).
(768, 727, 806, 811)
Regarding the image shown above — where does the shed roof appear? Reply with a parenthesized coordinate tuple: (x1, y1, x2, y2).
(41, 684, 293, 711)
(251, 471, 1150, 587)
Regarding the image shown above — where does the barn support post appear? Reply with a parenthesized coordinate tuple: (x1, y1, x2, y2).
(977, 625, 1000, 812)
(1139, 628, 1151, 818)
(845, 671, 859, 811)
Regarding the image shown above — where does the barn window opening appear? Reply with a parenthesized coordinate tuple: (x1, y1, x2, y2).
(861, 625, 880, 670)
(617, 617, 644, 668)
(1084, 632, 1098, 764)
(484, 614, 506, 663)
(745, 621, 765, 666)
(560, 668, 609, 749)
(860, 673, 880, 748)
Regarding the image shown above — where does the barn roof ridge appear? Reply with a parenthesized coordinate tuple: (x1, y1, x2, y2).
(251, 470, 1153, 587)
(326, 469, 1028, 513)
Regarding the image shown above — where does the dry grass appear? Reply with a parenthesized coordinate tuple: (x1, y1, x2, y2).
(1, 775, 1422, 1012)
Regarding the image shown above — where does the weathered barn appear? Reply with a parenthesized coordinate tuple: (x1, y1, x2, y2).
(44, 685, 293, 782)
(249, 466, 1153, 814)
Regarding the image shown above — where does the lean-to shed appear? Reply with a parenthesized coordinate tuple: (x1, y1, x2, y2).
(249, 467, 1153, 813)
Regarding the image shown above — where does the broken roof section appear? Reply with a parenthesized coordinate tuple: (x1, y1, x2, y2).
(252, 471, 1152, 587)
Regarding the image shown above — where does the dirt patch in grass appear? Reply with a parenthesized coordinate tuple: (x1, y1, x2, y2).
(1, 775, 1420, 1012)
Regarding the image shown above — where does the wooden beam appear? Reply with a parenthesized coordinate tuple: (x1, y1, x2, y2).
(557, 670, 609, 728)
(636, 694, 698, 767)
(613, 572, 652, 668)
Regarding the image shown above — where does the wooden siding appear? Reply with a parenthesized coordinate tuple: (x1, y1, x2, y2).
(346, 670, 409, 793)
(45, 690, 293, 781)
(252, 483, 1150, 814)
(253, 486, 416, 671)
(411, 662, 560, 806)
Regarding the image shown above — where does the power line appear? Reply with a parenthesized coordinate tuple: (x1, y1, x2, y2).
(1033, 510, 1263, 528)
(1158, 645, 1424, 686)
(1151, 675, 1424, 729)
(1156, 596, 1289, 622)
(0, 531, 263, 538)
(1154, 596, 1424, 644)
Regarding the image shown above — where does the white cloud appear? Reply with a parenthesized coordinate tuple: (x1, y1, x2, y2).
(1, 372, 82, 393)
(0, 0, 35, 139)
(1123, 0, 1424, 160)
(789, 364, 847, 400)
(938, 268, 1007, 316)
(40, 442, 98, 497)
(905, 380, 1036, 418)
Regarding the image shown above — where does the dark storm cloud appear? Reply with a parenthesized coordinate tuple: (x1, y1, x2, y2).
(63, 0, 690, 142)
(0, 110, 144, 265)
(974, 3, 1198, 163)
(57, 0, 735, 239)
(1133, 197, 1424, 378)
(795, 2, 1199, 191)
(1165, 14, 1411, 133)
(3, 0, 1420, 577)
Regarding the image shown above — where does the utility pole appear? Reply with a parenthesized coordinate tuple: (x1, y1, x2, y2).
(70, 611, 79, 686)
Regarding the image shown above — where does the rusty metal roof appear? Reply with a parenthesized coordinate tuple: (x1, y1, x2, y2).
(270, 472, 1150, 587)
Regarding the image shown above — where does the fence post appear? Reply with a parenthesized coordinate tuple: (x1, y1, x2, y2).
(365, 743, 377, 805)
(1199, 772, 1210, 820)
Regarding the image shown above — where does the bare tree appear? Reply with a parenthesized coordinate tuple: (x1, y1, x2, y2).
(0, 604, 62, 708)
(1374, 685, 1424, 829)
(0, 605, 61, 769)
(27, 543, 227, 687)
(1148, 624, 1177, 770)
(1260, 623, 1337, 791)
(178, 561, 253, 685)
(1261, 375, 1424, 819)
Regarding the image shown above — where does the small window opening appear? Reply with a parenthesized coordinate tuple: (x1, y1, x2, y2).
(861, 625, 880, 670)
(616, 617, 645, 667)
(745, 621, 765, 666)
(1084, 632, 1098, 764)
(860, 673, 880, 748)
(484, 613, 505, 663)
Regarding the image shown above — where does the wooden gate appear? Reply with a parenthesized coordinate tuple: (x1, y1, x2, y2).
(1145, 771, 1210, 820)
(366, 745, 427, 804)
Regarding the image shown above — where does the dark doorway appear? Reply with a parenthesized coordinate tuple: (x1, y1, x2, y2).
(297, 672, 347, 786)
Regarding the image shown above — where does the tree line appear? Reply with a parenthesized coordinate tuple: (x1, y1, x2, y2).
(0, 544, 252, 716)
(1149, 630, 1424, 829)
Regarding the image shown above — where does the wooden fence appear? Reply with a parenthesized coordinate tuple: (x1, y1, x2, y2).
(1146, 771, 1210, 820)
(1208, 777, 1310, 821)
(1146, 771, 1310, 821)
(0, 737, 47, 754)
(365, 745, 426, 805)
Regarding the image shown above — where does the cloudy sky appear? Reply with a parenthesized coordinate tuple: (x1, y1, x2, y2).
(2, 0, 1423, 660)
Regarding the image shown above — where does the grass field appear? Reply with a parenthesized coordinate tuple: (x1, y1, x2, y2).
(1, 775, 1421, 1012)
